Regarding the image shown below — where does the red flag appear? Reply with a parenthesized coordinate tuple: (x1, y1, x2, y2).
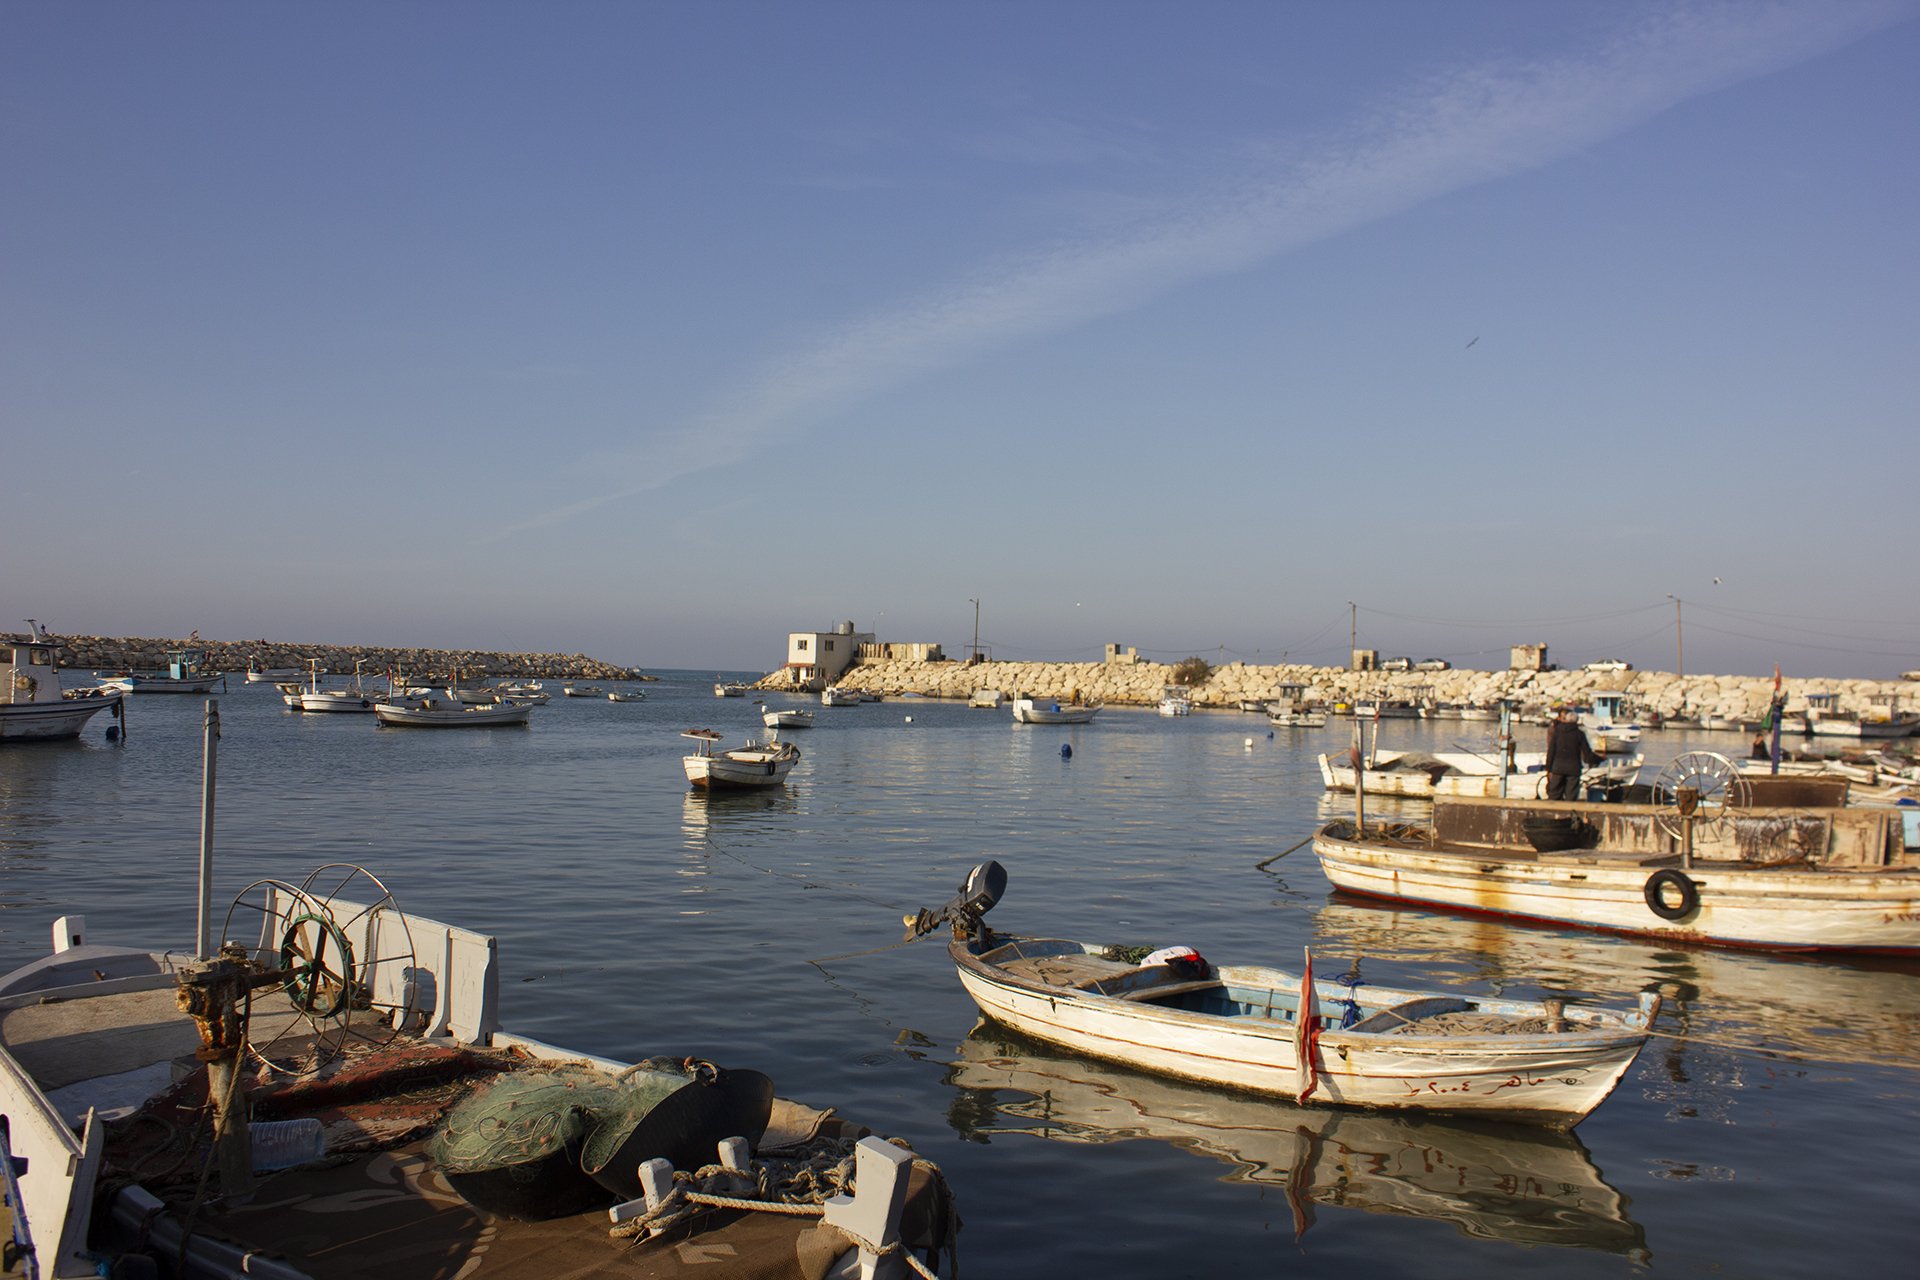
(1295, 946, 1321, 1102)
(1774, 664, 1782, 693)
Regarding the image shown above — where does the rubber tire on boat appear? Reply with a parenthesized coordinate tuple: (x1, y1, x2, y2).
(1644, 869, 1699, 920)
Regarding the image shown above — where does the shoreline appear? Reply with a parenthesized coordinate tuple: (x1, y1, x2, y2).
(23, 634, 644, 682)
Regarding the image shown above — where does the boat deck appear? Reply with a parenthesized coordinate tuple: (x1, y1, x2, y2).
(2, 985, 954, 1279)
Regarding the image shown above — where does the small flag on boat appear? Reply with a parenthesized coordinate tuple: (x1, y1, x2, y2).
(1295, 946, 1321, 1102)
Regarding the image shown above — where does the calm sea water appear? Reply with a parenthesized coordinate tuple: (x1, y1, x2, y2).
(3, 673, 1916, 1278)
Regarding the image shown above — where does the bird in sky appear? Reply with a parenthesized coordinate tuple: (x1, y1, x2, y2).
(1465, 336, 1479, 349)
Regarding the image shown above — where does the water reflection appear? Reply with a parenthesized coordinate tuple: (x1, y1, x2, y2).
(944, 1020, 1647, 1258)
(1304, 896, 1920, 1071)
(678, 787, 800, 842)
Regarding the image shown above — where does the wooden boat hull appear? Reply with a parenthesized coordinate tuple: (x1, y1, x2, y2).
(300, 691, 380, 713)
(684, 752, 798, 788)
(951, 938, 1653, 1128)
(1311, 821, 1920, 953)
(244, 668, 302, 683)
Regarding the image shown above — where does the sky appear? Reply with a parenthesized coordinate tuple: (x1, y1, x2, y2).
(6, 1, 1916, 678)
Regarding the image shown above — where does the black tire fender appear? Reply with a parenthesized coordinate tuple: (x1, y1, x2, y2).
(1644, 869, 1699, 920)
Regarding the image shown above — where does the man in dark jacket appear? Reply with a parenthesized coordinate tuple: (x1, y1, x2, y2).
(1544, 703, 1601, 801)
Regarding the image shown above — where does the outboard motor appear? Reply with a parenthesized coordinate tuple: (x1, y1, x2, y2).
(902, 860, 1008, 941)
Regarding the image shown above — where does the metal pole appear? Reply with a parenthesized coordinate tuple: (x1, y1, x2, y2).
(197, 699, 221, 960)
(970, 598, 980, 660)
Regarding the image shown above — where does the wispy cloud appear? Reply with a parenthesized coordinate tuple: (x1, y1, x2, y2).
(501, 1, 1908, 538)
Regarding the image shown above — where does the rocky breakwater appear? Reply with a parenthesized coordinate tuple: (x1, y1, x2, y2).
(763, 657, 1918, 722)
(43, 634, 642, 682)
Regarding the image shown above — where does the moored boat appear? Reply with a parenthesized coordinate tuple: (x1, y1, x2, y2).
(0, 778, 956, 1278)
(105, 646, 225, 694)
(374, 690, 533, 728)
(761, 707, 813, 729)
(1010, 697, 1100, 724)
(820, 686, 861, 707)
(682, 729, 800, 788)
(1, 626, 127, 742)
(1311, 758, 1920, 952)
(908, 862, 1658, 1128)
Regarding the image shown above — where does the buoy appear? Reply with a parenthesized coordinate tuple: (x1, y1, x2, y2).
(904, 715, 913, 723)
(1244, 737, 1254, 749)
(1267, 730, 1275, 740)
(1060, 744, 1072, 759)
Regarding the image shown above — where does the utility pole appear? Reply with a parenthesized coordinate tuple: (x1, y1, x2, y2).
(1667, 594, 1684, 677)
(1348, 601, 1356, 669)
(969, 598, 980, 661)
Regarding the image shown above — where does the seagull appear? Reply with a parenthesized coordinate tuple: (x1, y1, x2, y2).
(1465, 336, 1479, 349)
(1713, 577, 1722, 584)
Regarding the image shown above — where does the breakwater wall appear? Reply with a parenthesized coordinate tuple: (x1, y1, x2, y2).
(30, 635, 641, 682)
(765, 658, 1917, 721)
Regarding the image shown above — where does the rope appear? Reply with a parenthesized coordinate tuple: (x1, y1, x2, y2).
(1255, 834, 1315, 869)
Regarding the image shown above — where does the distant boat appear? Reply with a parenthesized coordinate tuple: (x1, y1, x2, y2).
(375, 690, 532, 728)
(968, 689, 1006, 709)
(1157, 689, 1194, 717)
(682, 729, 800, 789)
(244, 659, 303, 683)
(821, 686, 862, 707)
(563, 685, 604, 698)
(1011, 697, 1100, 724)
(714, 682, 750, 698)
(762, 707, 814, 729)
(607, 689, 646, 703)
(106, 647, 225, 694)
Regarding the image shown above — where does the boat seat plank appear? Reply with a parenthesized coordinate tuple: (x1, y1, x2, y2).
(1118, 979, 1226, 1002)
(1, 988, 203, 1090)
(1346, 996, 1474, 1034)
(996, 953, 1134, 988)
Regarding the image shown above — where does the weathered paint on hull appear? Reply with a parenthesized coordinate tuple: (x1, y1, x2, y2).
(1312, 829, 1920, 953)
(954, 956, 1648, 1127)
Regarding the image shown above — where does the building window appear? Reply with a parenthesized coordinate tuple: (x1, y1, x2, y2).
(825, 640, 835, 651)
(798, 639, 809, 652)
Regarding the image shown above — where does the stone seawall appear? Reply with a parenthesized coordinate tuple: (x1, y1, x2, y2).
(760, 658, 1917, 721)
(26, 635, 641, 682)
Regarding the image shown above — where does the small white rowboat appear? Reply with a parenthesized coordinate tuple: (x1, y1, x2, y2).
(910, 862, 1660, 1129)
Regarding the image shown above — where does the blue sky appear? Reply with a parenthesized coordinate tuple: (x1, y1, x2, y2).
(7, 1, 1915, 677)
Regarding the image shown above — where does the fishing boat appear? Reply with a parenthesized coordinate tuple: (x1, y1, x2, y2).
(299, 660, 385, 714)
(968, 688, 1005, 709)
(820, 686, 862, 707)
(1318, 748, 1560, 798)
(1010, 697, 1100, 724)
(681, 729, 800, 788)
(242, 659, 302, 683)
(1780, 691, 1920, 739)
(0, 736, 955, 1278)
(562, 684, 604, 698)
(907, 862, 1658, 1128)
(1, 627, 127, 742)
(1311, 753, 1920, 952)
(713, 682, 749, 698)
(607, 689, 646, 703)
(373, 690, 533, 728)
(761, 707, 814, 729)
(105, 647, 225, 694)
(1157, 688, 1194, 717)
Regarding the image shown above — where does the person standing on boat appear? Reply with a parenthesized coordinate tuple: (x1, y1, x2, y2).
(1544, 703, 1600, 801)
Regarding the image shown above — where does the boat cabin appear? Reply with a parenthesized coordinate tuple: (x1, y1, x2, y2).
(1587, 691, 1632, 727)
(3, 637, 60, 706)
(165, 648, 210, 680)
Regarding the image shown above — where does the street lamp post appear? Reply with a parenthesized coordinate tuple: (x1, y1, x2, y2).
(969, 598, 980, 661)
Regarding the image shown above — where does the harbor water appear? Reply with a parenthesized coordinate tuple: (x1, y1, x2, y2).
(2, 674, 1915, 1277)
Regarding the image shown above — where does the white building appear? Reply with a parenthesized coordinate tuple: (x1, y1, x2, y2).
(782, 622, 874, 689)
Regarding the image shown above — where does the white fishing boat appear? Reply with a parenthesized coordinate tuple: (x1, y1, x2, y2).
(1311, 753, 1920, 952)
(0, 739, 955, 1278)
(1157, 688, 1194, 717)
(299, 660, 385, 714)
(908, 863, 1658, 1128)
(681, 729, 800, 788)
(968, 688, 1006, 709)
(607, 689, 646, 703)
(1780, 691, 1920, 739)
(1318, 748, 1567, 798)
(373, 690, 532, 728)
(1010, 697, 1101, 724)
(820, 686, 862, 707)
(242, 660, 302, 683)
(562, 684, 604, 698)
(713, 682, 749, 698)
(1, 626, 127, 742)
(761, 707, 813, 729)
